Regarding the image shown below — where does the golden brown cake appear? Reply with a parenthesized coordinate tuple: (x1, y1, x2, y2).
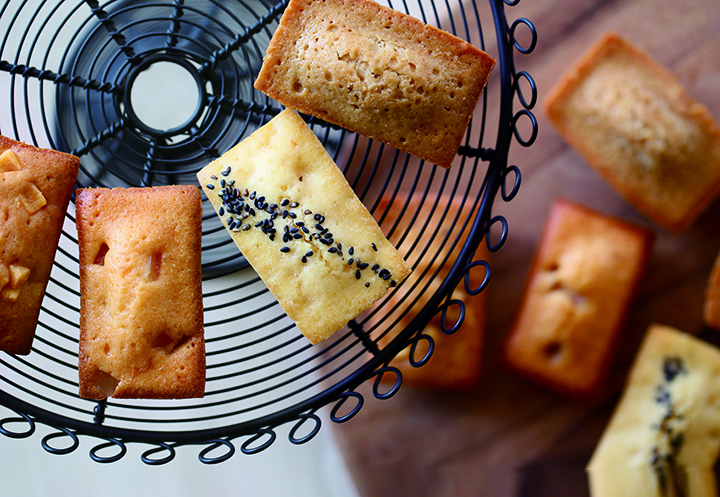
(76, 185, 205, 399)
(705, 250, 720, 331)
(587, 324, 720, 497)
(254, 0, 495, 169)
(544, 32, 720, 234)
(0, 136, 79, 355)
(503, 199, 653, 398)
(375, 194, 487, 389)
(197, 109, 411, 345)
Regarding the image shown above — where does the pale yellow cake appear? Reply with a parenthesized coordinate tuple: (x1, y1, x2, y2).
(587, 324, 720, 497)
(254, 0, 495, 169)
(197, 109, 411, 345)
(76, 186, 205, 399)
(0, 136, 79, 355)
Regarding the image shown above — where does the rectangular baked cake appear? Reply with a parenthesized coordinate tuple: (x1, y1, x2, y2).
(587, 324, 720, 497)
(0, 136, 79, 355)
(544, 32, 720, 234)
(254, 0, 495, 169)
(197, 109, 411, 345)
(375, 194, 487, 389)
(705, 250, 720, 331)
(76, 185, 205, 399)
(503, 199, 653, 398)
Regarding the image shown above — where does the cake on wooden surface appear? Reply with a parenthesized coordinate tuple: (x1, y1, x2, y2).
(503, 199, 653, 398)
(197, 109, 411, 345)
(375, 194, 487, 389)
(76, 185, 205, 399)
(0, 136, 79, 355)
(254, 0, 495, 169)
(545, 32, 720, 234)
(587, 324, 720, 497)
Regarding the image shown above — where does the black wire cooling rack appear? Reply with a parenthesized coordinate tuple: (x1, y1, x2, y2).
(0, 0, 537, 463)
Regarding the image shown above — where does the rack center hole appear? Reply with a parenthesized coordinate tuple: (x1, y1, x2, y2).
(129, 61, 201, 132)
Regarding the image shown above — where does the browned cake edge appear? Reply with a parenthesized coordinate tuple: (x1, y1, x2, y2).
(0, 136, 80, 355)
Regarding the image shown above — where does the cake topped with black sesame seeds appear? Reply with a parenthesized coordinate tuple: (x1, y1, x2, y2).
(588, 324, 720, 496)
(197, 109, 411, 345)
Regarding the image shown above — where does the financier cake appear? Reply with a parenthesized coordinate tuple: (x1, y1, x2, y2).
(587, 325, 720, 497)
(76, 185, 205, 399)
(0, 136, 79, 355)
(254, 0, 495, 169)
(503, 199, 653, 398)
(545, 32, 720, 234)
(376, 194, 487, 389)
(197, 109, 411, 345)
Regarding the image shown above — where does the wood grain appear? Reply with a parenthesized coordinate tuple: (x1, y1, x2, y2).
(332, 0, 720, 495)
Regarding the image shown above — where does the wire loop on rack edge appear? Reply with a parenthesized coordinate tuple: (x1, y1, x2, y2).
(289, 412, 322, 445)
(199, 439, 236, 463)
(486, 215, 509, 253)
(41, 427, 79, 455)
(408, 333, 435, 368)
(330, 391, 364, 424)
(240, 430, 276, 456)
(501, 165, 522, 202)
(464, 259, 491, 296)
(509, 17, 537, 54)
(141, 443, 177, 466)
(89, 438, 127, 463)
(439, 299, 466, 335)
(0, 413, 35, 439)
(371, 367, 402, 400)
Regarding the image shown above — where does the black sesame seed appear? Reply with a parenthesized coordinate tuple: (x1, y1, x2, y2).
(249, 191, 256, 200)
(218, 207, 225, 216)
(378, 268, 390, 278)
(288, 212, 297, 219)
(220, 179, 226, 188)
(227, 180, 235, 187)
(349, 247, 354, 256)
(290, 227, 299, 233)
(365, 282, 370, 288)
(301, 227, 309, 234)
(280, 247, 290, 253)
(371, 242, 377, 251)
(283, 234, 290, 243)
(290, 202, 299, 208)
(305, 251, 314, 257)
(296, 221, 305, 227)
(257, 196, 265, 203)
(255, 221, 263, 227)
(382, 273, 392, 281)
(337, 243, 342, 251)
(304, 209, 312, 215)
(283, 210, 289, 219)
(359, 263, 369, 270)
(348, 258, 354, 265)
(355, 270, 361, 279)
(315, 223, 324, 230)
(271, 212, 278, 220)
(328, 247, 337, 253)
(301, 256, 307, 263)
(244, 189, 249, 196)
(210, 175, 218, 180)
(242, 224, 251, 231)
(206, 184, 215, 190)
(221, 167, 231, 176)
(281, 199, 290, 206)
(390, 280, 397, 287)
(314, 214, 321, 220)
(372, 264, 380, 272)
(269, 203, 278, 210)
(293, 233, 303, 239)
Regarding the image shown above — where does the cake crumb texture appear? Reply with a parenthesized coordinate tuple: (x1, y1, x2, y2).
(545, 32, 720, 234)
(197, 109, 411, 345)
(254, 0, 495, 169)
(76, 185, 205, 399)
(503, 199, 653, 397)
(0, 136, 79, 355)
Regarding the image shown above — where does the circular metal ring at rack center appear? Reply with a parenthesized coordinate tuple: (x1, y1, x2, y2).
(0, 0, 537, 463)
(121, 54, 207, 139)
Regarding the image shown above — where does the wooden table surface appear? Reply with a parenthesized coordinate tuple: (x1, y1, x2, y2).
(332, 0, 720, 495)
